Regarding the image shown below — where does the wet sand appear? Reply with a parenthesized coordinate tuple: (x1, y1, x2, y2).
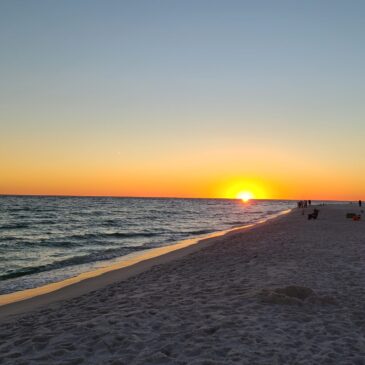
(1, 204, 365, 364)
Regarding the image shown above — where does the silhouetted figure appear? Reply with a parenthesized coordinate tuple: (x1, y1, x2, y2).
(308, 209, 319, 220)
(309, 200, 311, 205)
(359, 200, 362, 207)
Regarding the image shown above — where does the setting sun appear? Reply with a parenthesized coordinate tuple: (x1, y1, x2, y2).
(237, 191, 254, 202)
(219, 178, 268, 200)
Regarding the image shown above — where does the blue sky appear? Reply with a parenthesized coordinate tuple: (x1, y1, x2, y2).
(1, 1, 365, 198)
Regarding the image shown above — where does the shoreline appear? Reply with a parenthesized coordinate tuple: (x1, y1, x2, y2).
(1, 204, 365, 364)
(0, 209, 292, 319)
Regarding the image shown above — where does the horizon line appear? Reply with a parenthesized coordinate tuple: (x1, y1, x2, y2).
(0, 193, 351, 202)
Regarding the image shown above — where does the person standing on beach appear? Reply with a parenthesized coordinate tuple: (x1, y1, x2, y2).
(359, 200, 362, 207)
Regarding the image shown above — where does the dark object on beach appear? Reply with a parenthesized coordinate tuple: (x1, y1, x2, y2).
(359, 200, 362, 207)
(346, 213, 361, 221)
(308, 209, 319, 220)
(309, 200, 311, 205)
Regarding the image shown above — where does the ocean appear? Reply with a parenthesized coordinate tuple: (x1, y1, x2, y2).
(0, 196, 295, 294)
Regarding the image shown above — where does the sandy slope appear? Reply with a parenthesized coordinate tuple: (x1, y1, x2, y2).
(0, 204, 365, 364)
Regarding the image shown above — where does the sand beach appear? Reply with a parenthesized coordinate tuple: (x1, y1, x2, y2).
(1, 204, 365, 364)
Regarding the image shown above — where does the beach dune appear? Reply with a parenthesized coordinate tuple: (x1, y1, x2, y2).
(1, 204, 365, 364)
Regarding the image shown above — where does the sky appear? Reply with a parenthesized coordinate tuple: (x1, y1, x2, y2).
(1, 0, 364, 200)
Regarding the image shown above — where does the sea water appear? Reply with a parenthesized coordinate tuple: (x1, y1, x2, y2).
(0, 196, 295, 294)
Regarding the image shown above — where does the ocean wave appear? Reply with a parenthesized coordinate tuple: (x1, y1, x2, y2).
(0, 223, 29, 230)
(37, 220, 57, 225)
(185, 229, 214, 235)
(0, 196, 295, 292)
(0, 231, 161, 249)
(100, 220, 119, 227)
(67, 231, 159, 240)
(8, 206, 32, 212)
(226, 221, 246, 226)
(0, 236, 18, 242)
(0, 246, 146, 281)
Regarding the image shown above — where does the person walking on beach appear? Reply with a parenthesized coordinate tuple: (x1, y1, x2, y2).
(359, 200, 362, 207)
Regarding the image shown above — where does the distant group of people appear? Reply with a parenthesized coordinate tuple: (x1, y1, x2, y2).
(297, 200, 311, 208)
(297, 200, 317, 219)
(297, 199, 362, 210)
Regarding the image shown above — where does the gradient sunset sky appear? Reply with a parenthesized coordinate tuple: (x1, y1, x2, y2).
(1, 0, 364, 200)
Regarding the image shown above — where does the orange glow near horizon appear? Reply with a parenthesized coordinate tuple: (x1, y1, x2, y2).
(1, 170, 364, 201)
(1, 145, 364, 201)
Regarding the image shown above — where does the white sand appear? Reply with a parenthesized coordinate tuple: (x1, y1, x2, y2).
(0, 204, 365, 364)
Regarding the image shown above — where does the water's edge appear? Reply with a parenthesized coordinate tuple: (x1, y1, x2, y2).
(0, 197, 296, 294)
(0, 208, 292, 309)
